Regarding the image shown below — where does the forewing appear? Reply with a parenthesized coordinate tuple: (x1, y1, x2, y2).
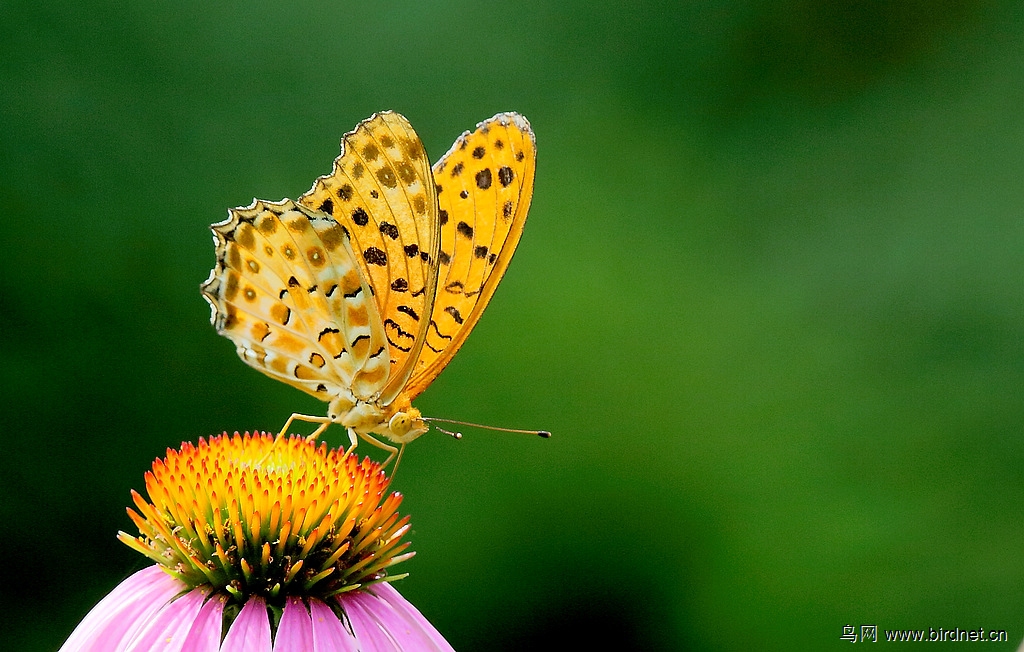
(298, 112, 441, 405)
(201, 199, 390, 402)
(403, 112, 536, 399)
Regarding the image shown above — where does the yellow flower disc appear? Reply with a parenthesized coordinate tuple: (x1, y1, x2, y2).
(118, 432, 413, 604)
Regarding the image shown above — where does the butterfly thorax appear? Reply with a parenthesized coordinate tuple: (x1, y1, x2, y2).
(328, 394, 428, 444)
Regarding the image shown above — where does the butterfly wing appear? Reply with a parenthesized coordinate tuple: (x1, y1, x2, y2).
(403, 112, 537, 400)
(201, 199, 390, 402)
(298, 112, 441, 406)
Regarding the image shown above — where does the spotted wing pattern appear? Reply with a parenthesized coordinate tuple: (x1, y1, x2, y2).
(298, 112, 440, 406)
(201, 199, 390, 401)
(403, 112, 536, 400)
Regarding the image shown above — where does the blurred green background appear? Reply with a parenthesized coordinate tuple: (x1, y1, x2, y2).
(3, 1, 1023, 649)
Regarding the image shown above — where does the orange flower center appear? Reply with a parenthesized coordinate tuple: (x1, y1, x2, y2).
(118, 432, 413, 605)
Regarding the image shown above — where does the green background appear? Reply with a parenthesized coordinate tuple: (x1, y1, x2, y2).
(3, 1, 1023, 649)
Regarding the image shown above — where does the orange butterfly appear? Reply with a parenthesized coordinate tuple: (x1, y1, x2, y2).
(201, 112, 541, 465)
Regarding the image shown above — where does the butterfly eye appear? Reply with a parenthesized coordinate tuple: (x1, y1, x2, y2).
(389, 413, 410, 433)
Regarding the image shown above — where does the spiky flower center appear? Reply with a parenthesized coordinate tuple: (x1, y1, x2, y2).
(119, 432, 413, 607)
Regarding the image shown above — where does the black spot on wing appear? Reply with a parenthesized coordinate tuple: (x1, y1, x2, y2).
(397, 305, 420, 321)
(498, 166, 514, 187)
(475, 168, 492, 189)
(363, 247, 387, 266)
(445, 306, 464, 324)
(379, 222, 400, 239)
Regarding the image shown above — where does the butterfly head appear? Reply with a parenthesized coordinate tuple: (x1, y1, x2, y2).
(386, 407, 429, 444)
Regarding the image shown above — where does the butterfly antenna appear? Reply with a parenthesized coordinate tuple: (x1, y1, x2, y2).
(432, 424, 463, 440)
(424, 417, 551, 439)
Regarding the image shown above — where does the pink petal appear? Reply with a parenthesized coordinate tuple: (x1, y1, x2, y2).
(361, 584, 455, 652)
(309, 599, 359, 652)
(122, 587, 208, 652)
(220, 597, 271, 652)
(272, 597, 312, 651)
(60, 566, 185, 652)
(180, 593, 227, 652)
(343, 596, 399, 651)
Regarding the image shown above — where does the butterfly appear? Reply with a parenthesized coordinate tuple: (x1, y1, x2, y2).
(201, 111, 540, 465)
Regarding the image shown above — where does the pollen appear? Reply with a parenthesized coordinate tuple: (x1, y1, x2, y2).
(118, 432, 413, 606)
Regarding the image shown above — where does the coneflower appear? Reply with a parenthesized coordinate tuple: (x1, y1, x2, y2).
(60, 431, 453, 651)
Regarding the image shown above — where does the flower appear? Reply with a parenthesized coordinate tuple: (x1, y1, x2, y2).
(60, 432, 454, 651)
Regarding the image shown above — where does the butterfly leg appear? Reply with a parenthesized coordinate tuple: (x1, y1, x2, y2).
(389, 443, 407, 479)
(356, 432, 401, 472)
(342, 427, 360, 458)
(277, 412, 333, 441)
(253, 413, 332, 466)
